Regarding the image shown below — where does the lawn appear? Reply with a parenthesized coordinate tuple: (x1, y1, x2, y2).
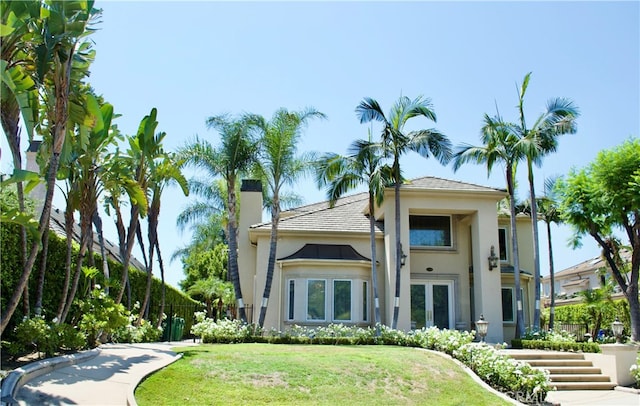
(135, 344, 512, 405)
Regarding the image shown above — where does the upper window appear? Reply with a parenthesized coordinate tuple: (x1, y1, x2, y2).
(410, 215, 452, 247)
(498, 228, 508, 262)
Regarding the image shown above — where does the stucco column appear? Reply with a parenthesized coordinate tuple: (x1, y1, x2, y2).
(238, 180, 263, 323)
(471, 203, 504, 343)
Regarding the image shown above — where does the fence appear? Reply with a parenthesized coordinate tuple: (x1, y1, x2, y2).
(149, 303, 205, 341)
(545, 322, 588, 340)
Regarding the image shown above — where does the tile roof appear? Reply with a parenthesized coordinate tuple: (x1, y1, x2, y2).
(251, 176, 505, 234)
(543, 249, 632, 280)
(251, 192, 381, 234)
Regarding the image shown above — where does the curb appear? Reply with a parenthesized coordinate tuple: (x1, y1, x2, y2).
(0, 348, 101, 406)
(126, 352, 184, 406)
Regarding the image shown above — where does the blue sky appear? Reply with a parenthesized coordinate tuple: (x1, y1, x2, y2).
(3, 1, 639, 290)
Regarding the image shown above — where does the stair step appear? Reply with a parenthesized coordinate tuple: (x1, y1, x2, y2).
(550, 374, 612, 382)
(508, 352, 585, 360)
(552, 381, 617, 391)
(539, 366, 602, 375)
(527, 359, 593, 367)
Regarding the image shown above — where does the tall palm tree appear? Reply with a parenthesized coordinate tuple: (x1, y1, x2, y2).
(537, 176, 563, 330)
(356, 96, 452, 329)
(453, 114, 526, 338)
(510, 73, 579, 330)
(178, 114, 259, 322)
(315, 134, 391, 328)
(254, 107, 326, 327)
(139, 153, 188, 327)
(0, 0, 100, 334)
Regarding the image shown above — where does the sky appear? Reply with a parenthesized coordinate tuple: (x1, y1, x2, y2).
(2, 1, 639, 290)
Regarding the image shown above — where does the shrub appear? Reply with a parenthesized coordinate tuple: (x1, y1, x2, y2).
(77, 287, 129, 347)
(631, 354, 640, 386)
(516, 339, 600, 353)
(7, 316, 86, 358)
(454, 343, 551, 401)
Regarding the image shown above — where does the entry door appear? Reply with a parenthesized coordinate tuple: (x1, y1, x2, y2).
(410, 281, 454, 330)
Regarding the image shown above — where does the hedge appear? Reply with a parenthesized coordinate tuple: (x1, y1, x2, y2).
(1, 222, 200, 340)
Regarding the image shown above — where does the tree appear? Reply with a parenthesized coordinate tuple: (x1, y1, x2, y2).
(453, 114, 526, 338)
(253, 107, 326, 327)
(536, 176, 563, 330)
(356, 96, 451, 329)
(315, 134, 391, 328)
(140, 153, 188, 327)
(178, 114, 259, 322)
(556, 138, 640, 341)
(509, 73, 579, 330)
(0, 0, 100, 334)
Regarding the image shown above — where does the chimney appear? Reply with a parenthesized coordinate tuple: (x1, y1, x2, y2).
(26, 140, 45, 216)
(237, 179, 263, 321)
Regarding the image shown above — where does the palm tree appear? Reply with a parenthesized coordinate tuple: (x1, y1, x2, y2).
(178, 114, 259, 322)
(1, 0, 100, 334)
(510, 73, 579, 330)
(453, 114, 526, 338)
(356, 96, 452, 329)
(254, 107, 326, 327)
(537, 176, 563, 330)
(139, 153, 188, 327)
(315, 134, 391, 328)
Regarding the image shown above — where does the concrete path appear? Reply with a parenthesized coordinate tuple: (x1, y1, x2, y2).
(13, 342, 196, 406)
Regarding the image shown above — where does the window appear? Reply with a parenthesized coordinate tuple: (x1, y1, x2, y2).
(307, 280, 326, 321)
(498, 228, 508, 261)
(502, 287, 514, 322)
(333, 280, 351, 321)
(287, 280, 295, 320)
(410, 215, 452, 247)
(362, 281, 368, 322)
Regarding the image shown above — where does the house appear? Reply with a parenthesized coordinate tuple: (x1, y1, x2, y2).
(238, 177, 536, 343)
(541, 250, 631, 304)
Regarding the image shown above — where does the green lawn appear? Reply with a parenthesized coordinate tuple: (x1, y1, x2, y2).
(135, 344, 511, 405)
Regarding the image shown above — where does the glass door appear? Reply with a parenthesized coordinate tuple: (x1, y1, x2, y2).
(410, 281, 454, 329)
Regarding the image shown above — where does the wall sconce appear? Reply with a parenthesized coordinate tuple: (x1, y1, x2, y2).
(612, 316, 624, 344)
(400, 245, 407, 267)
(488, 245, 499, 270)
(476, 314, 489, 343)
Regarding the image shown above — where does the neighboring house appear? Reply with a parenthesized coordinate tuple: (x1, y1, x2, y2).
(238, 177, 535, 343)
(542, 250, 631, 304)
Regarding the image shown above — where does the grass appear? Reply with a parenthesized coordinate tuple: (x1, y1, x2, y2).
(135, 344, 512, 405)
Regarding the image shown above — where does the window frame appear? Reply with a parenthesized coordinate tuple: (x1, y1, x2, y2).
(333, 279, 352, 322)
(306, 279, 327, 322)
(498, 228, 508, 262)
(501, 287, 515, 323)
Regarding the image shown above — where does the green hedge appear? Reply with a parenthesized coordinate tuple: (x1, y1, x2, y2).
(544, 299, 631, 336)
(1, 222, 200, 339)
(511, 339, 601, 353)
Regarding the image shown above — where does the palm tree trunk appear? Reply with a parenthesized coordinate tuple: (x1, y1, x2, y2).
(139, 214, 157, 325)
(227, 179, 246, 322)
(258, 202, 280, 327)
(56, 204, 75, 320)
(507, 165, 525, 338)
(93, 211, 110, 294)
(527, 162, 542, 330)
(546, 220, 556, 330)
(34, 224, 51, 316)
(155, 240, 166, 329)
(59, 212, 92, 323)
(115, 207, 140, 305)
(392, 178, 402, 330)
(369, 195, 381, 330)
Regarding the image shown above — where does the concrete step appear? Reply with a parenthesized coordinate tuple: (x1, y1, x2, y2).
(550, 374, 612, 382)
(527, 359, 593, 367)
(542, 366, 602, 375)
(552, 381, 617, 391)
(507, 352, 585, 360)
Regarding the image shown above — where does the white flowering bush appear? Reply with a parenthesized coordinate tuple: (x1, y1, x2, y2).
(410, 326, 475, 355)
(631, 354, 640, 386)
(190, 313, 256, 343)
(454, 343, 551, 400)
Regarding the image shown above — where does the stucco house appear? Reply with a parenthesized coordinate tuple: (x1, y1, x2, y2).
(237, 177, 535, 343)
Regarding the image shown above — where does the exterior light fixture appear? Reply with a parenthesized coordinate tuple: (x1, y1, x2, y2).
(488, 245, 499, 270)
(612, 316, 624, 344)
(476, 314, 489, 343)
(400, 245, 407, 267)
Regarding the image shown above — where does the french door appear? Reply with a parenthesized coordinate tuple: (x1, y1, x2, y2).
(410, 280, 454, 330)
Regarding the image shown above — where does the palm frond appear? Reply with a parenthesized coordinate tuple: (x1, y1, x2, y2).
(355, 97, 386, 124)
